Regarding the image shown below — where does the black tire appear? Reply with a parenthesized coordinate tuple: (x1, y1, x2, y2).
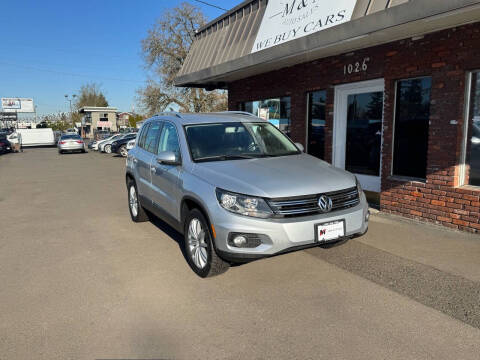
(59, 150, 63, 154)
(119, 145, 128, 157)
(184, 208, 229, 278)
(81, 149, 86, 153)
(127, 179, 149, 222)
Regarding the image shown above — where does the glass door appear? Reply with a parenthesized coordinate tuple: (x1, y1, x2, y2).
(333, 79, 384, 192)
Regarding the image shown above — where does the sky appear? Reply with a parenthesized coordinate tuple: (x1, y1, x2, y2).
(0, 0, 240, 118)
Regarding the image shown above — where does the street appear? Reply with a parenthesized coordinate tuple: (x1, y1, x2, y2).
(1, 148, 480, 359)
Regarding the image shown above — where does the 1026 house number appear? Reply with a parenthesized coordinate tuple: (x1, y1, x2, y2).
(343, 57, 370, 75)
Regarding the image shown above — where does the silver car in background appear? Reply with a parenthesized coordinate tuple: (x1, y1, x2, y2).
(98, 133, 123, 153)
(58, 134, 85, 154)
(126, 112, 369, 278)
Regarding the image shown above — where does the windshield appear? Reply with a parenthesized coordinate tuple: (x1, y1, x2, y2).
(185, 122, 300, 162)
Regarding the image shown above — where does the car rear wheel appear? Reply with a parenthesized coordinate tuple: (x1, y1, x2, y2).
(120, 145, 128, 157)
(184, 209, 229, 278)
(127, 179, 149, 222)
(104, 144, 112, 153)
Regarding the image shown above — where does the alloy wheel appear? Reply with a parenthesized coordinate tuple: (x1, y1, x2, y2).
(120, 146, 128, 157)
(129, 185, 138, 217)
(105, 145, 111, 153)
(187, 218, 208, 269)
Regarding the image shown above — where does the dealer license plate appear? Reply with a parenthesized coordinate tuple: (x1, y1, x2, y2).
(315, 220, 345, 243)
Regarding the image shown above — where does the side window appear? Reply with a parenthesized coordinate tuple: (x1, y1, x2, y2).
(157, 122, 180, 156)
(144, 121, 163, 153)
(137, 123, 150, 149)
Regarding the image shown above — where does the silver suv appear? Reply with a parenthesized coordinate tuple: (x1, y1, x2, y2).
(126, 112, 369, 277)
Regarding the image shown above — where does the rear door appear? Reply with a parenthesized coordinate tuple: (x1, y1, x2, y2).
(134, 121, 163, 201)
(150, 121, 183, 220)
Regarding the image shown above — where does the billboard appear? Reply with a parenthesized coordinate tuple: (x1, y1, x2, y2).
(252, 0, 357, 53)
(1, 98, 35, 113)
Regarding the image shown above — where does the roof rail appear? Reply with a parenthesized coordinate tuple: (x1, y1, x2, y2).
(217, 111, 256, 116)
(154, 111, 183, 119)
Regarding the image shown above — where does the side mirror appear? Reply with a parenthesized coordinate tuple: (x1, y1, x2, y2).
(295, 142, 304, 152)
(157, 151, 181, 165)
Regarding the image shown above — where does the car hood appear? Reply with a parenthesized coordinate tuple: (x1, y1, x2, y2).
(191, 154, 356, 198)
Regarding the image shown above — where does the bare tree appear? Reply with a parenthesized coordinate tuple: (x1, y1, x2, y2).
(138, 2, 227, 115)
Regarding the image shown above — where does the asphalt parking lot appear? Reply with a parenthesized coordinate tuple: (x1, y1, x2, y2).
(1, 148, 480, 360)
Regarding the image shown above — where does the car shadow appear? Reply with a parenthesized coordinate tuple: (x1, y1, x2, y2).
(147, 212, 192, 264)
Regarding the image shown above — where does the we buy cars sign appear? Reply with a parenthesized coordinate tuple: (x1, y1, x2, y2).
(252, 0, 357, 53)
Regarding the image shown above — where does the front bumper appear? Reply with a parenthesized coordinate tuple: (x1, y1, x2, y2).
(211, 191, 369, 262)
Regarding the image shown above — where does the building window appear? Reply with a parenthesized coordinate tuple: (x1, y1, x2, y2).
(465, 71, 480, 186)
(307, 90, 326, 160)
(100, 113, 108, 122)
(240, 97, 291, 137)
(393, 77, 432, 179)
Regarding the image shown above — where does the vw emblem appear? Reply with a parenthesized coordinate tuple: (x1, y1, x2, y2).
(318, 195, 333, 213)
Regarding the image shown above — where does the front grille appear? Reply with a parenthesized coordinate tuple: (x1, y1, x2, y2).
(267, 187, 359, 218)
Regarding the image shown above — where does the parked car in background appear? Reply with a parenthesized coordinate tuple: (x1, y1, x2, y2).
(64, 128, 78, 135)
(95, 130, 112, 141)
(0, 132, 12, 154)
(96, 133, 121, 152)
(53, 131, 62, 144)
(101, 133, 136, 153)
(9, 128, 55, 147)
(88, 140, 96, 150)
(126, 139, 135, 151)
(125, 112, 369, 278)
(98, 133, 123, 153)
(57, 134, 85, 154)
(111, 133, 137, 157)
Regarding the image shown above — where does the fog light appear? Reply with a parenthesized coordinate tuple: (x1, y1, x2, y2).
(365, 210, 370, 222)
(228, 233, 264, 248)
(233, 235, 247, 247)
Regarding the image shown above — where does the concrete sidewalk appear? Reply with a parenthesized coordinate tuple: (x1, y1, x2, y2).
(364, 211, 480, 283)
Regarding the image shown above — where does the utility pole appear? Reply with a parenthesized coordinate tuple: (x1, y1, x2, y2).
(64, 94, 77, 129)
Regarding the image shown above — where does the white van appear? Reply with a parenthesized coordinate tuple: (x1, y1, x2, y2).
(9, 128, 55, 147)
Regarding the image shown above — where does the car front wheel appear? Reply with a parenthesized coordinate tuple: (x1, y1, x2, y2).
(184, 209, 229, 278)
(104, 144, 112, 153)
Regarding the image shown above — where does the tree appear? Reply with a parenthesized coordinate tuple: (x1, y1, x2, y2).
(40, 112, 71, 131)
(137, 2, 227, 115)
(128, 114, 144, 128)
(74, 83, 109, 109)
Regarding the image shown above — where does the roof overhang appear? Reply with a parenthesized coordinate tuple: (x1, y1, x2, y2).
(78, 107, 118, 113)
(175, 0, 480, 89)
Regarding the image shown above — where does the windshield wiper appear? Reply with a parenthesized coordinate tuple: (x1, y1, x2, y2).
(195, 154, 258, 162)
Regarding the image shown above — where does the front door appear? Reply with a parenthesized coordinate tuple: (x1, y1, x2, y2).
(333, 79, 384, 192)
(150, 121, 182, 220)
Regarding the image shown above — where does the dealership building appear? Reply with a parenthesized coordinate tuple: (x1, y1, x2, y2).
(175, 0, 480, 232)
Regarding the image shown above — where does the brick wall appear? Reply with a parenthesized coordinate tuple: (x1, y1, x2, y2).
(228, 22, 480, 232)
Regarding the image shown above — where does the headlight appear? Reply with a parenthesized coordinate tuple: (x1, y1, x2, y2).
(215, 188, 273, 218)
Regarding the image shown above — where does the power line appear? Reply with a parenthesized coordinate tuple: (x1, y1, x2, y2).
(0, 61, 143, 84)
(192, 0, 228, 11)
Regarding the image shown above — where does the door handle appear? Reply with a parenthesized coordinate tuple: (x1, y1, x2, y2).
(150, 166, 156, 173)
(133, 158, 138, 163)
